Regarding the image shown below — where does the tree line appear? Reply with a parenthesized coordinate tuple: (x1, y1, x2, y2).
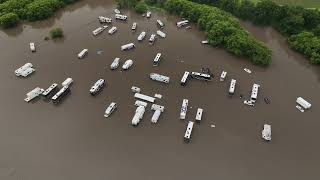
(0, 0, 78, 28)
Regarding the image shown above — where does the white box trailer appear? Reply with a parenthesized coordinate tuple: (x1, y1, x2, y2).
(180, 99, 188, 120)
(131, 22, 137, 30)
(195, 108, 203, 122)
(180, 71, 190, 86)
(149, 73, 170, 84)
(78, 49, 88, 59)
(296, 97, 311, 110)
(134, 93, 155, 103)
(121, 43, 135, 51)
(229, 79, 236, 95)
(250, 84, 260, 102)
(153, 53, 162, 66)
(184, 121, 194, 143)
(220, 71, 227, 81)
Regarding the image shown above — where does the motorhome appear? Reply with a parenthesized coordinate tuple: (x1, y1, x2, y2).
(132, 22, 137, 30)
(149, 73, 170, 84)
(30, 42, 36, 52)
(98, 16, 112, 23)
(190, 72, 212, 81)
(24, 87, 44, 102)
(92, 26, 108, 36)
(156, 30, 166, 38)
(110, 57, 120, 70)
(122, 59, 133, 70)
(15, 63, 35, 77)
(42, 83, 58, 97)
(220, 71, 227, 81)
(180, 99, 188, 120)
(115, 14, 128, 21)
(121, 43, 135, 51)
(156, 20, 164, 28)
(89, 79, 105, 95)
(137, 31, 146, 41)
(51, 86, 70, 104)
(108, 26, 117, 35)
(153, 53, 162, 66)
(184, 121, 194, 143)
(151, 104, 165, 123)
(229, 79, 236, 95)
(296, 97, 311, 110)
(134, 93, 155, 103)
(78, 49, 88, 59)
(176, 20, 189, 27)
(250, 84, 260, 102)
(262, 124, 271, 141)
(62, 78, 73, 87)
(132, 106, 145, 126)
(149, 34, 156, 43)
(195, 108, 203, 123)
(180, 71, 190, 86)
(104, 102, 117, 118)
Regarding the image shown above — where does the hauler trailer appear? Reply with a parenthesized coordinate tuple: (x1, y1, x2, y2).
(121, 43, 135, 51)
(177, 20, 189, 27)
(89, 79, 105, 95)
(110, 57, 120, 70)
(98, 16, 112, 23)
(132, 22, 137, 30)
(184, 121, 194, 143)
(24, 87, 44, 102)
(220, 71, 227, 81)
(52, 86, 70, 104)
(115, 14, 128, 21)
(156, 30, 166, 38)
(153, 53, 162, 66)
(229, 79, 236, 95)
(78, 49, 88, 59)
(195, 108, 203, 123)
(149, 73, 170, 84)
(108, 26, 117, 35)
(62, 78, 73, 87)
(191, 72, 212, 81)
(180, 71, 190, 86)
(122, 59, 133, 70)
(156, 20, 164, 28)
(296, 97, 311, 110)
(29, 42, 36, 52)
(92, 26, 108, 36)
(104, 102, 117, 118)
(134, 93, 155, 103)
(250, 84, 260, 102)
(149, 34, 156, 43)
(137, 31, 146, 41)
(180, 99, 188, 120)
(262, 124, 271, 141)
(151, 104, 165, 123)
(132, 106, 146, 126)
(42, 83, 58, 97)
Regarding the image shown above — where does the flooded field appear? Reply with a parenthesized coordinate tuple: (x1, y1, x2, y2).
(0, 0, 319, 179)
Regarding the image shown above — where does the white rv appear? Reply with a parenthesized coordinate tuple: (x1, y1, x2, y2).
(15, 63, 35, 77)
(156, 20, 164, 28)
(134, 93, 155, 103)
(121, 43, 135, 51)
(250, 83, 260, 102)
(89, 79, 105, 95)
(132, 106, 146, 126)
(30, 42, 36, 52)
(92, 26, 108, 36)
(191, 72, 212, 81)
(180, 71, 190, 86)
(201, 40, 209, 44)
(156, 30, 166, 38)
(42, 83, 58, 97)
(180, 99, 188, 120)
(110, 57, 120, 70)
(229, 79, 236, 95)
(153, 53, 162, 66)
(146, 11, 151, 18)
(108, 26, 117, 35)
(149, 73, 170, 84)
(151, 104, 165, 123)
(149, 34, 156, 43)
(78, 49, 88, 59)
(296, 97, 311, 110)
(62, 78, 73, 87)
(137, 31, 146, 41)
(52, 86, 70, 104)
(104, 102, 117, 118)
(135, 100, 148, 107)
(184, 121, 194, 143)
(220, 71, 227, 81)
(262, 124, 271, 141)
(132, 22, 137, 30)
(24, 87, 44, 102)
(122, 59, 133, 70)
(98, 16, 112, 23)
(195, 108, 203, 122)
(177, 20, 189, 27)
(115, 14, 128, 21)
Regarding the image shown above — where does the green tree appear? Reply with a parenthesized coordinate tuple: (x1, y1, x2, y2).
(0, 12, 19, 28)
(50, 27, 64, 38)
(238, 0, 255, 20)
(253, 0, 279, 25)
(135, 1, 148, 14)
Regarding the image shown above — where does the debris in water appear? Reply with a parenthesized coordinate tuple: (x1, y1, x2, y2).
(244, 68, 252, 74)
(97, 49, 103, 55)
(264, 97, 271, 104)
(210, 124, 216, 128)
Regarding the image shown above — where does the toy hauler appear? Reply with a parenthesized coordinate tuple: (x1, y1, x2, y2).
(184, 121, 194, 143)
(104, 102, 117, 118)
(149, 73, 170, 84)
(42, 83, 58, 97)
(229, 79, 236, 95)
(180, 71, 190, 86)
(78, 49, 88, 59)
(89, 79, 105, 95)
(137, 31, 146, 41)
(180, 99, 188, 120)
(153, 53, 162, 66)
(121, 43, 135, 51)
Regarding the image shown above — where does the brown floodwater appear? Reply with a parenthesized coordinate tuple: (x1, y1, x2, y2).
(0, 0, 319, 179)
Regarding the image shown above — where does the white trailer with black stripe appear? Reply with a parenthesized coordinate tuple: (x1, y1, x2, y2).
(184, 121, 194, 143)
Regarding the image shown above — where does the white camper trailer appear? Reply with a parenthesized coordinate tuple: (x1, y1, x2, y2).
(132, 106, 145, 126)
(89, 79, 105, 95)
(135, 100, 148, 107)
(220, 71, 227, 81)
(149, 73, 170, 84)
(104, 102, 117, 118)
(156, 20, 164, 28)
(151, 104, 165, 123)
(262, 124, 271, 141)
(191, 72, 212, 81)
(137, 31, 146, 41)
(52, 86, 70, 104)
(108, 26, 117, 35)
(42, 83, 58, 97)
(110, 57, 120, 70)
(24, 87, 44, 102)
(195, 108, 203, 122)
(184, 121, 194, 143)
(121, 43, 135, 51)
(156, 30, 166, 38)
(131, 22, 137, 30)
(98, 16, 112, 23)
(122, 59, 133, 70)
(229, 79, 236, 95)
(296, 97, 312, 110)
(92, 26, 108, 36)
(153, 53, 162, 66)
(62, 78, 73, 87)
(78, 49, 88, 59)
(250, 84, 260, 102)
(180, 99, 188, 120)
(134, 93, 155, 103)
(149, 34, 156, 43)
(177, 20, 189, 27)
(115, 14, 128, 20)
(180, 71, 190, 86)
(201, 40, 209, 44)
(29, 42, 36, 52)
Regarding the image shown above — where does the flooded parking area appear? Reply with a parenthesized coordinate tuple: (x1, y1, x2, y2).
(0, 0, 319, 179)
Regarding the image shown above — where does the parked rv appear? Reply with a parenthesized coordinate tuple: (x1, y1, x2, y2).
(220, 71, 227, 81)
(180, 71, 190, 86)
(137, 31, 146, 41)
(115, 14, 127, 21)
(110, 57, 120, 70)
(177, 20, 189, 27)
(78, 49, 88, 59)
(132, 106, 145, 126)
(104, 102, 117, 118)
(156, 20, 164, 28)
(122, 59, 133, 70)
(153, 53, 162, 66)
(24, 87, 44, 102)
(29, 42, 36, 52)
(149, 73, 170, 84)
(15, 63, 35, 77)
(151, 104, 165, 123)
(98, 16, 112, 23)
(262, 124, 271, 141)
(180, 99, 188, 120)
(131, 22, 137, 30)
(146, 11, 151, 18)
(42, 83, 58, 97)
(190, 72, 212, 81)
(89, 79, 105, 95)
(52, 86, 70, 104)
(296, 97, 311, 111)
(121, 43, 135, 51)
(92, 26, 108, 36)
(184, 121, 194, 143)
(149, 34, 156, 43)
(114, 9, 120, 14)
(108, 26, 117, 35)
(195, 108, 203, 123)
(62, 78, 73, 87)
(229, 79, 236, 95)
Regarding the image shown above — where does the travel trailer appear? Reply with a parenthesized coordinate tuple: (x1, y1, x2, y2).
(149, 34, 156, 43)
(146, 11, 151, 18)
(89, 79, 105, 95)
(157, 20, 164, 28)
(98, 16, 112, 23)
(108, 26, 117, 35)
(151, 104, 165, 123)
(132, 22, 137, 30)
(51, 86, 70, 104)
(24, 87, 44, 102)
(132, 106, 145, 126)
(195, 108, 203, 123)
(78, 49, 88, 59)
(220, 71, 227, 81)
(62, 78, 73, 87)
(156, 30, 166, 38)
(296, 97, 311, 110)
(262, 124, 271, 141)
(180, 99, 188, 120)
(15, 63, 35, 77)
(137, 31, 146, 41)
(184, 121, 194, 143)
(180, 71, 190, 86)
(135, 100, 147, 108)
(134, 93, 155, 103)
(114, 9, 120, 14)
(30, 42, 36, 52)
(250, 84, 260, 102)
(121, 43, 135, 51)
(104, 102, 117, 118)
(92, 26, 108, 36)
(153, 53, 162, 66)
(115, 14, 128, 21)
(190, 72, 212, 81)
(122, 59, 133, 70)
(149, 73, 170, 84)
(177, 20, 189, 27)
(110, 57, 120, 70)
(229, 79, 236, 95)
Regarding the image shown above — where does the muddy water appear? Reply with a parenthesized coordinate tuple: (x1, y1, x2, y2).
(0, 0, 319, 179)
